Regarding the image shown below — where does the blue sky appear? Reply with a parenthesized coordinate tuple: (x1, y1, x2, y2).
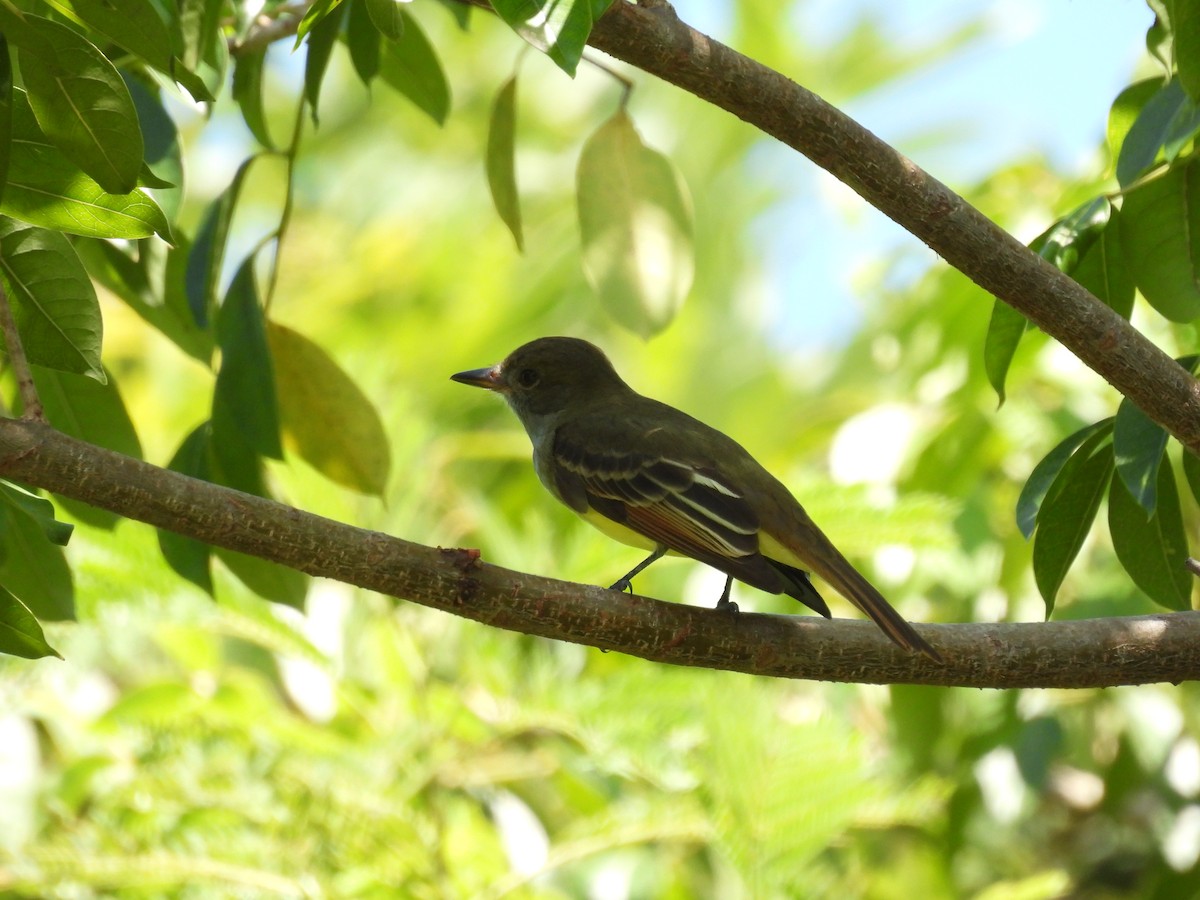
(680, 0, 1152, 344)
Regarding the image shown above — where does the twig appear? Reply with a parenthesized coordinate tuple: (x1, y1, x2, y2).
(582, 52, 634, 107)
(231, 1, 311, 56)
(263, 97, 307, 310)
(0, 281, 44, 422)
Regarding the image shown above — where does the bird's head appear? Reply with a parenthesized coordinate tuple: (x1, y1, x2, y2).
(451, 337, 630, 424)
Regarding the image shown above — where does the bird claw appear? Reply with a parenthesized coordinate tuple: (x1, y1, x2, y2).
(609, 579, 632, 594)
(714, 575, 738, 613)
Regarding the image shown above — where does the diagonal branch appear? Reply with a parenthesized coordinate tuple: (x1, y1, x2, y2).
(229, 0, 1200, 450)
(0, 416, 1195, 688)
(232, 0, 1200, 452)
(582, 1, 1200, 454)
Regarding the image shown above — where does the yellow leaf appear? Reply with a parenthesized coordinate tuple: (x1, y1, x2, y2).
(267, 322, 391, 496)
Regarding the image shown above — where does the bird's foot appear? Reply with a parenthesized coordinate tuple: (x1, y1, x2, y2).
(714, 575, 738, 613)
(609, 578, 633, 594)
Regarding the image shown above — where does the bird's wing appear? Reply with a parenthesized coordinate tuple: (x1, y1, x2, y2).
(552, 430, 761, 563)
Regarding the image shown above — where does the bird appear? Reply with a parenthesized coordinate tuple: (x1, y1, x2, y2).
(451, 336, 940, 661)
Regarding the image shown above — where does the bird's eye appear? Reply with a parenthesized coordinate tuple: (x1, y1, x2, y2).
(516, 368, 540, 388)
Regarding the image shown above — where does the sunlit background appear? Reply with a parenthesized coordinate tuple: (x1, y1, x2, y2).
(3, 0, 1198, 896)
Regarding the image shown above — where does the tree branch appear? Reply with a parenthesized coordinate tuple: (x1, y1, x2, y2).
(1, 417, 1195, 688)
(581, 1, 1200, 454)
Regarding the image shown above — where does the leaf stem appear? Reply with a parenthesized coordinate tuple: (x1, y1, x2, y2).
(583, 52, 634, 107)
(0, 280, 44, 421)
(262, 98, 306, 311)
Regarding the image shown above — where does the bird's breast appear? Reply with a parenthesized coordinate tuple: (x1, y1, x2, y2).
(578, 507, 661, 551)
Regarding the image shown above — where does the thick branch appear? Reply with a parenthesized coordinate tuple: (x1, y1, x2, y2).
(581, 2, 1200, 453)
(1, 417, 1195, 688)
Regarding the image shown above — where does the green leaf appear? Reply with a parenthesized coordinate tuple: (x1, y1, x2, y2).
(16, 15, 143, 194)
(0, 38, 12, 211)
(1177, 0, 1200, 101)
(983, 299, 1028, 406)
(0, 217, 104, 379)
(0, 491, 75, 620)
(486, 75, 523, 252)
(267, 322, 391, 496)
(295, 0, 345, 44)
(100, 681, 201, 726)
(74, 237, 214, 365)
(185, 156, 258, 327)
(158, 423, 214, 594)
(170, 60, 216, 105)
(1017, 419, 1114, 539)
(50, 0, 174, 73)
(1147, 0, 1175, 78)
(1120, 159, 1200, 322)
(441, 0, 471, 28)
(491, 0, 614, 76)
(1013, 717, 1064, 790)
(178, 0, 226, 100)
(209, 407, 267, 497)
(378, 11, 450, 125)
(577, 109, 694, 338)
(216, 548, 309, 610)
(1117, 79, 1198, 186)
(1037, 197, 1111, 275)
(1113, 398, 1170, 514)
(1032, 429, 1115, 616)
(345, 0, 382, 86)
(232, 49, 275, 149)
(365, 0, 406, 41)
(1183, 448, 1200, 505)
(1162, 88, 1200, 163)
(1071, 207, 1135, 318)
(1108, 79, 1161, 172)
(304, 0, 347, 124)
(1, 89, 171, 240)
(1109, 460, 1192, 610)
(0, 584, 61, 659)
(213, 259, 283, 460)
(124, 73, 184, 225)
(0, 483, 73, 546)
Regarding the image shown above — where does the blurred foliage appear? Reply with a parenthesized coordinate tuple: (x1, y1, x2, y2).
(0, 0, 1198, 896)
(985, 5, 1200, 619)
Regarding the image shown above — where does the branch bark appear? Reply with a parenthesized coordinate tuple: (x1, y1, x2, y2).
(581, 1, 1200, 454)
(3, 417, 1196, 688)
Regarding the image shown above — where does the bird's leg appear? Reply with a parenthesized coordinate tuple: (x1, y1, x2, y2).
(609, 545, 668, 593)
(715, 575, 739, 613)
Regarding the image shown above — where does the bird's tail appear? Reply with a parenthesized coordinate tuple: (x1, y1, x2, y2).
(766, 522, 942, 662)
(819, 552, 942, 662)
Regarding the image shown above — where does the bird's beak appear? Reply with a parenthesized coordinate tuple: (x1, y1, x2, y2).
(450, 364, 505, 392)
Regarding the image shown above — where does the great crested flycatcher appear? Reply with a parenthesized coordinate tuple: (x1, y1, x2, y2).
(452, 337, 940, 660)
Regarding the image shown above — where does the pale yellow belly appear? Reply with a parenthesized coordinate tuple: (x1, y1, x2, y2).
(757, 531, 807, 569)
(579, 508, 661, 551)
(580, 507, 809, 571)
